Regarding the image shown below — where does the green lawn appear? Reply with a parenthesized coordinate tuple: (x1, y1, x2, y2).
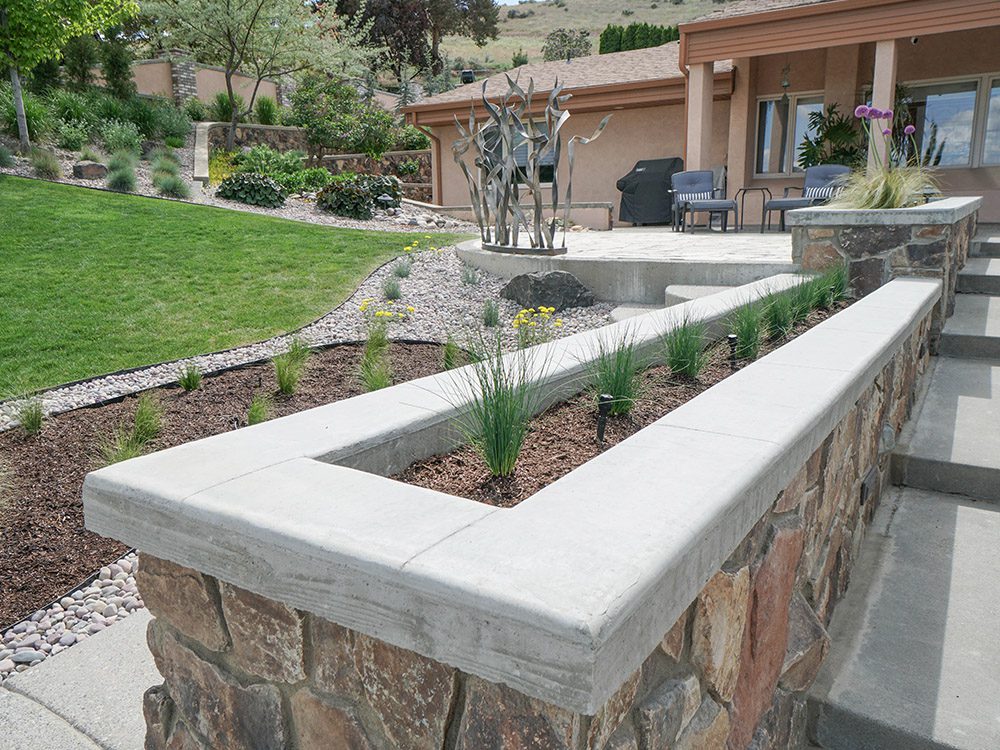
(0, 176, 463, 394)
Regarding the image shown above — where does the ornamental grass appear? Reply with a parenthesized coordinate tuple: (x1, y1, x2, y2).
(587, 330, 644, 416)
(662, 320, 708, 379)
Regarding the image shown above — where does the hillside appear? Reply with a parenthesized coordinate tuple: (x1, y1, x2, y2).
(441, 0, 738, 72)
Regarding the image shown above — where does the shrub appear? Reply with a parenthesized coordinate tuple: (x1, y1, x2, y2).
(47, 89, 93, 127)
(124, 96, 159, 139)
(482, 299, 500, 328)
(208, 149, 237, 184)
(100, 119, 141, 154)
(396, 124, 431, 151)
(247, 392, 273, 425)
(275, 167, 332, 195)
(587, 332, 644, 416)
(235, 144, 303, 179)
(449, 332, 547, 477)
(397, 158, 420, 177)
(763, 292, 795, 340)
(90, 89, 127, 123)
(164, 135, 186, 149)
(382, 276, 402, 301)
(108, 149, 137, 172)
(217, 172, 285, 208)
(254, 95, 279, 125)
(392, 258, 412, 278)
(273, 339, 311, 395)
(316, 174, 375, 219)
(663, 320, 708, 379)
(80, 145, 102, 162)
(55, 119, 90, 150)
(149, 145, 180, 164)
(183, 97, 208, 122)
(513, 306, 562, 349)
(1, 85, 51, 140)
(153, 103, 191, 141)
(31, 149, 60, 179)
(132, 393, 163, 444)
(210, 91, 244, 123)
(177, 364, 202, 391)
(107, 165, 136, 192)
(63, 35, 100, 90)
(442, 335, 462, 371)
(16, 398, 43, 436)
(156, 174, 190, 199)
(0, 144, 14, 167)
(152, 155, 180, 177)
(101, 39, 136, 100)
(728, 302, 764, 361)
(461, 265, 480, 286)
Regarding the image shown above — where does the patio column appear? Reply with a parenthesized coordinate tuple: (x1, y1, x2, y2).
(687, 61, 714, 170)
(726, 58, 753, 201)
(869, 38, 898, 170)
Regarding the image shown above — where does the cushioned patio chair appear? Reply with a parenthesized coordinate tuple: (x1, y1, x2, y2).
(764, 164, 851, 231)
(671, 170, 739, 233)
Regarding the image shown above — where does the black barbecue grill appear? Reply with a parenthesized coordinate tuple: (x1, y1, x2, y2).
(615, 157, 685, 225)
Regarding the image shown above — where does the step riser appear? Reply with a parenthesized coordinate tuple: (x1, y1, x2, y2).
(811, 702, 959, 750)
(971, 241, 1000, 257)
(957, 275, 1000, 295)
(939, 333, 1000, 360)
(892, 455, 1000, 503)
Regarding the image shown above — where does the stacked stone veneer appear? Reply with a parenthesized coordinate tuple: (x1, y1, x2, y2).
(138, 309, 932, 750)
(166, 51, 198, 106)
(207, 124, 308, 152)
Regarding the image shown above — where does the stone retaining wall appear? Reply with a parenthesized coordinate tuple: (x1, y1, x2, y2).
(134, 299, 933, 750)
(207, 123, 308, 152)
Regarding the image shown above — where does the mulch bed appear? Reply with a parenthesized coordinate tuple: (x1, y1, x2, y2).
(397, 304, 848, 507)
(0, 343, 443, 628)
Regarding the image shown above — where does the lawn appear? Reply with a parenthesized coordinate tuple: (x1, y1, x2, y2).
(0, 176, 462, 394)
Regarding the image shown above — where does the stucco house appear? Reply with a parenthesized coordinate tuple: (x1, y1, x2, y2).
(403, 0, 1000, 225)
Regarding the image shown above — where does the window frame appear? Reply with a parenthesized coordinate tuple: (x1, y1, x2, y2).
(752, 90, 825, 179)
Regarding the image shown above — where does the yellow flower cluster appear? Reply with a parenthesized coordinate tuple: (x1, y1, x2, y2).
(403, 236, 443, 255)
(512, 307, 563, 328)
(359, 298, 415, 320)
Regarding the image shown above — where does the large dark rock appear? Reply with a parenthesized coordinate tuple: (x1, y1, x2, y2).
(500, 270, 595, 312)
(72, 160, 108, 179)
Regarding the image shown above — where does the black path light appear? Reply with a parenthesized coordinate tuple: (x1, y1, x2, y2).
(727, 334, 738, 371)
(597, 393, 614, 444)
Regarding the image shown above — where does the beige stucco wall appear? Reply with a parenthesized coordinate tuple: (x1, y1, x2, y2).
(131, 61, 173, 98)
(433, 100, 731, 225)
(194, 68, 278, 104)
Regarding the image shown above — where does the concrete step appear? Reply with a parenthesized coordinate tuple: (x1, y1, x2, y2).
(808, 487, 1000, 750)
(956, 257, 1000, 295)
(892, 357, 1000, 502)
(939, 295, 1000, 360)
(971, 234, 1000, 257)
(664, 284, 734, 307)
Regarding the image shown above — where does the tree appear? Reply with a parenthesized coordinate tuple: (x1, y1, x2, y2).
(336, 0, 430, 84)
(541, 29, 591, 62)
(426, 0, 498, 75)
(145, 0, 377, 149)
(0, 0, 137, 151)
(101, 30, 136, 100)
(63, 34, 100, 90)
(599, 25, 623, 54)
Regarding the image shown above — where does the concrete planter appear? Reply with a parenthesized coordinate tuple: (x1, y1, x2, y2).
(83, 277, 940, 750)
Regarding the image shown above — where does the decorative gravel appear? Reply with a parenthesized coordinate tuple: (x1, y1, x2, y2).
(0, 552, 141, 683)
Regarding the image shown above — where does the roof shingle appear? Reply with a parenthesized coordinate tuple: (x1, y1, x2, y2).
(688, 0, 836, 24)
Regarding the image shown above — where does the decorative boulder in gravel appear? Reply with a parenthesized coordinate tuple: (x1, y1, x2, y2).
(501, 270, 595, 312)
(72, 161, 108, 180)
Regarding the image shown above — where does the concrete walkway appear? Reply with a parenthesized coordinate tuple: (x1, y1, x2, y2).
(0, 610, 157, 750)
(561, 226, 793, 263)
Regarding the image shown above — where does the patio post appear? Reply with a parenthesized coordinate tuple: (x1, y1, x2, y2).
(686, 61, 715, 170)
(868, 38, 898, 171)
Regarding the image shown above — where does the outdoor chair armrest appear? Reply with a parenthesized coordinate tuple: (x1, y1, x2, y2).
(711, 187, 726, 198)
(782, 186, 804, 198)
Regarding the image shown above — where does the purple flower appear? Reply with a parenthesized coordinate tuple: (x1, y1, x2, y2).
(904, 124, 917, 135)
(868, 107, 882, 119)
(882, 128, 892, 136)
(854, 104, 871, 118)
(884, 108, 894, 121)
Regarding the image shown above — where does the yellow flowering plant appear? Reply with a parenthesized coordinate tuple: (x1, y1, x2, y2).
(512, 306, 564, 348)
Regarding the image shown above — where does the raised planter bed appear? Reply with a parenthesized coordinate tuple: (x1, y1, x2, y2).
(482, 241, 568, 256)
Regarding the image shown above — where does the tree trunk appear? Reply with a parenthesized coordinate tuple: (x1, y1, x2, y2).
(8, 66, 29, 152)
(225, 73, 238, 151)
(430, 29, 443, 76)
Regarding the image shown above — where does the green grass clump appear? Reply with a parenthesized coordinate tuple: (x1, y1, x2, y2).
(155, 173, 190, 199)
(99, 429, 145, 465)
(382, 276, 402, 301)
(106, 166, 136, 192)
(80, 146, 102, 162)
(832, 166, 934, 210)
(809, 263, 849, 310)
(728, 302, 764, 361)
(99, 392, 163, 465)
(663, 320, 708, 379)
(358, 322, 393, 391)
(587, 331, 644, 416)
(460, 265, 480, 286)
(16, 398, 43, 436)
(31, 149, 60, 179)
(247, 392, 272, 425)
(482, 299, 500, 328)
(763, 292, 795, 340)
(0, 145, 14, 167)
(392, 259, 412, 278)
(273, 339, 311, 395)
(132, 393, 163, 444)
(450, 332, 547, 477)
(789, 282, 815, 324)
(177, 364, 202, 391)
(151, 155, 180, 177)
(164, 135, 185, 149)
(442, 335, 462, 371)
(108, 150, 137, 172)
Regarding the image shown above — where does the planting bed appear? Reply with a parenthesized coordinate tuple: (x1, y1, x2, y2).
(398, 303, 848, 507)
(0, 342, 442, 628)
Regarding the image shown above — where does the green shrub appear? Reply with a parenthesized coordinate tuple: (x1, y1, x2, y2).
(164, 135, 186, 149)
(108, 149, 137, 172)
(273, 339, 311, 395)
(396, 158, 420, 177)
(80, 145, 102, 162)
(217, 172, 285, 208)
(247, 392, 273, 425)
(728, 302, 764, 361)
(382, 276, 402, 301)
(16, 398, 43, 436)
(31, 149, 60, 179)
(763, 292, 795, 340)
(442, 335, 462, 371)
(396, 124, 431, 151)
(450, 332, 547, 477)
(183, 97, 208, 122)
(124, 96, 159, 139)
(47, 89, 93, 127)
(392, 258, 412, 278)
(90, 89, 127, 123)
(275, 167, 332, 195)
(177, 364, 202, 391)
(0, 145, 14, 167)
(55, 119, 90, 150)
(235, 144, 303, 179)
(156, 173, 190, 199)
(63, 35, 100, 90)
(1, 84, 51, 140)
(101, 39, 136, 100)
(132, 393, 163, 443)
(106, 165, 136, 192)
(254, 95, 279, 125)
(663, 320, 708, 379)
(153, 103, 191, 141)
(149, 145, 180, 164)
(482, 299, 500, 328)
(208, 149, 236, 184)
(587, 332, 644, 416)
(461, 265, 480, 286)
(100, 119, 141, 154)
(211, 91, 244, 123)
(152, 155, 180, 177)
(315, 173, 402, 219)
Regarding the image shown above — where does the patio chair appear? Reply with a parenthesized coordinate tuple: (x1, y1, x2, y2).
(763, 164, 851, 231)
(671, 170, 739, 233)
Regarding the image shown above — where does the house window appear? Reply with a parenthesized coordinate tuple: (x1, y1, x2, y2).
(482, 124, 556, 184)
(982, 79, 1000, 165)
(754, 94, 823, 175)
(902, 81, 978, 167)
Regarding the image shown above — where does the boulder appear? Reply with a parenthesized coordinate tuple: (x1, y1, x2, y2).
(72, 160, 108, 179)
(501, 270, 595, 312)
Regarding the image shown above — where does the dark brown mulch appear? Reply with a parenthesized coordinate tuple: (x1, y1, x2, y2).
(0, 343, 443, 628)
(397, 305, 848, 508)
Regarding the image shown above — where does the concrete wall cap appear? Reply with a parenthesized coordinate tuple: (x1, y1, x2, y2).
(786, 196, 982, 227)
(82, 277, 940, 714)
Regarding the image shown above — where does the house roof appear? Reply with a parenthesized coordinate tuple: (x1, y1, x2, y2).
(405, 42, 731, 112)
(688, 0, 836, 23)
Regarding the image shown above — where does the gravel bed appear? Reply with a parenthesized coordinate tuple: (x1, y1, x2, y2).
(0, 247, 613, 431)
(0, 552, 140, 683)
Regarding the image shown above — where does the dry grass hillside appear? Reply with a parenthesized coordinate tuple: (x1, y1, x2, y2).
(442, 0, 739, 71)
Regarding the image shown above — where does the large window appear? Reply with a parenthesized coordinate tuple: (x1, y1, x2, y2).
(903, 81, 978, 167)
(482, 123, 555, 184)
(982, 79, 1000, 165)
(754, 94, 823, 175)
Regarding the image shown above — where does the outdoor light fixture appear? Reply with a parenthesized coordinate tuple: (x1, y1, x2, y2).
(597, 393, 614, 443)
(727, 334, 738, 371)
